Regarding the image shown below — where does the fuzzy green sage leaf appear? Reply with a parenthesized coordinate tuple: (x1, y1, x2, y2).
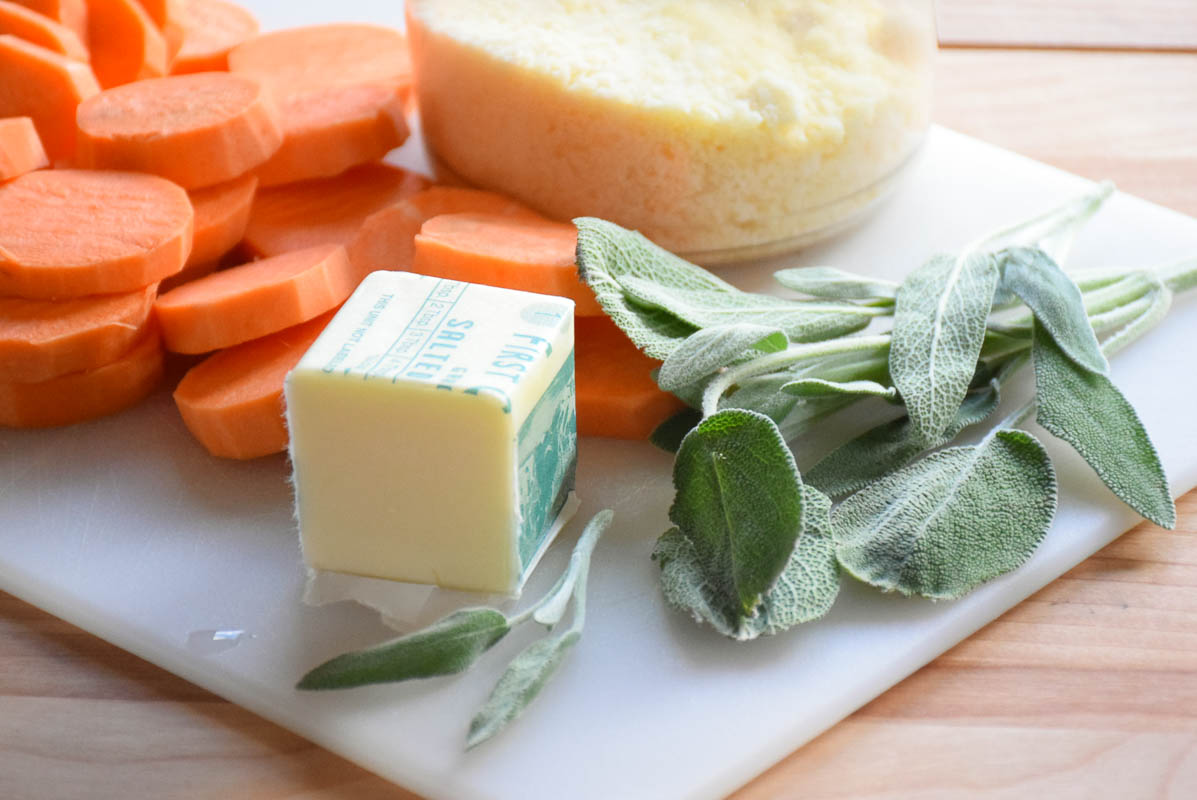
(574, 217, 698, 359)
(618, 273, 879, 344)
(656, 324, 787, 393)
(748, 485, 839, 635)
(999, 247, 1107, 375)
(655, 485, 838, 640)
(780, 377, 897, 401)
(532, 509, 612, 627)
(574, 217, 879, 354)
(1032, 323, 1175, 527)
(669, 409, 803, 617)
(650, 408, 703, 453)
(296, 608, 509, 690)
(832, 429, 1058, 599)
(467, 631, 580, 749)
(890, 251, 1001, 442)
(774, 265, 899, 301)
(468, 510, 610, 748)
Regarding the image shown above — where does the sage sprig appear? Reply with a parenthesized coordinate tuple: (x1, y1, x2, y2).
(297, 509, 613, 748)
(575, 218, 885, 359)
(576, 182, 1193, 640)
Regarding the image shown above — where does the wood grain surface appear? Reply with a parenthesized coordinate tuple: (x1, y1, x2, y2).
(937, 0, 1197, 51)
(2, 2, 1196, 799)
(935, 49, 1197, 219)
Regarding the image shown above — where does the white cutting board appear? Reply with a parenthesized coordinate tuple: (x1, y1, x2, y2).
(4, 4, 1197, 798)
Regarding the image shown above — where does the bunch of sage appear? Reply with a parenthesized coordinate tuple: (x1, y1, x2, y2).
(577, 183, 1194, 640)
(297, 509, 612, 748)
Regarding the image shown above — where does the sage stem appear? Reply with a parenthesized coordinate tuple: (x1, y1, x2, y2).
(1160, 256, 1197, 295)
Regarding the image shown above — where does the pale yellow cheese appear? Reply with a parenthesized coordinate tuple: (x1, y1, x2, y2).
(285, 272, 577, 595)
(406, 0, 934, 259)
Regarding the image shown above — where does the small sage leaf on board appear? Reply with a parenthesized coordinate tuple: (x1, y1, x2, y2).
(670, 409, 804, 617)
(576, 216, 869, 358)
(657, 324, 787, 392)
(999, 247, 1108, 375)
(805, 414, 926, 499)
(807, 376, 1003, 498)
(1033, 324, 1175, 527)
(832, 429, 1058, 599)
(468, 510, 608, 748)
(296, 609, 510, 690)
(781, 377, 897, 401)
(532, 509, 612, 627)
(890, 251, 1000, 441)
(655, 486, 839, 640)
(618, 274, 877, 343)
(574, 217, 698, 359)
(650, 408, 704, 453)
(774, 266, 899, 301)
(293, 511, 611, 749)
(467, 631, 580, 749)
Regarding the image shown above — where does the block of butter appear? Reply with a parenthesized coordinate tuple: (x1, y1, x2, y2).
(284, 271, 577, 595)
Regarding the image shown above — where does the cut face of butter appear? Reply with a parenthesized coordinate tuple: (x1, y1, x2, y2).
(285, 271, 577, 595)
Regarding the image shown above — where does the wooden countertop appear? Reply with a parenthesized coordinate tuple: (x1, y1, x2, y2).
(2, 2, 1195, 798)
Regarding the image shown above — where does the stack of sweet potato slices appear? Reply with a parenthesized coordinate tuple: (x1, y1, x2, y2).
(0, 0, 681, 456)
